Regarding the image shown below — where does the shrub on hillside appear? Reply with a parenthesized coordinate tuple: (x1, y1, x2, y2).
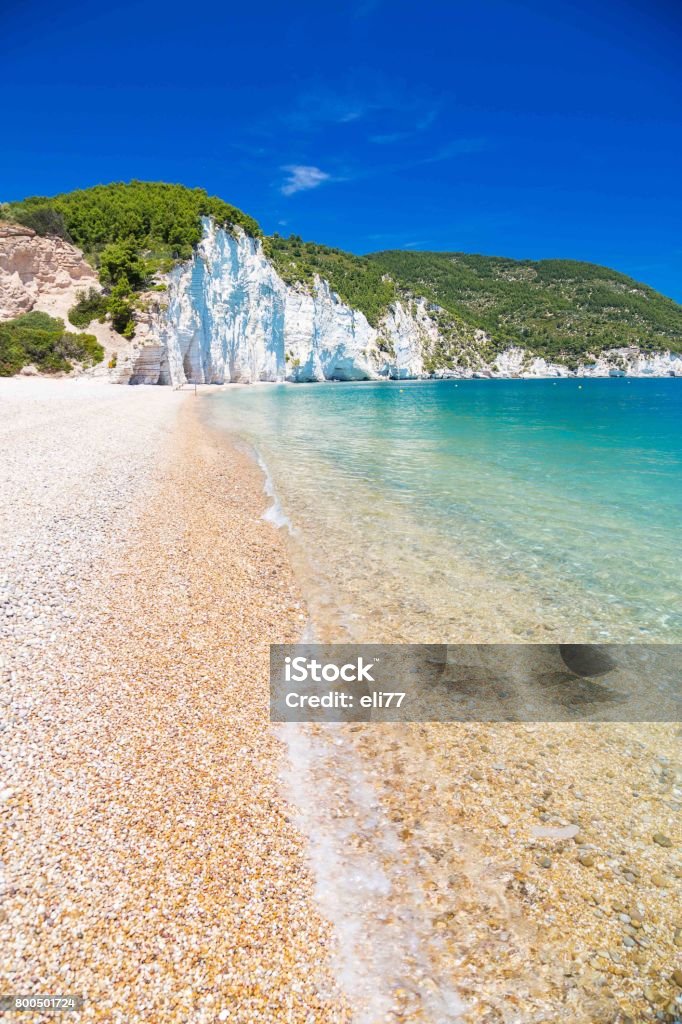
(56, 331, 104, 367)
(0, 312, 104, 375)
(68, 288, 110, 327)
(107, 283, 136, 338)
(99, 240, 147, 289)
(10, 205, 71, 240)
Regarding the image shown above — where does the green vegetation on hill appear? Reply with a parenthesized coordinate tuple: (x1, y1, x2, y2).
(4, 181, 260, 258)
(368, 251, 682, 364)
(263, 235, 396, 328)
(1, 182, 261, 340)
(2, 181, 681, 367)
(67, 288, 110, 328)
(0, 312, 104, 376)
(263, 236, 682, 365)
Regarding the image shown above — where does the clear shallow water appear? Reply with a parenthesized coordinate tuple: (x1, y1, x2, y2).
(206, 379, 682, 643)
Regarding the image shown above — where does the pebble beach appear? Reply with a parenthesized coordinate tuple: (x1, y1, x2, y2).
(1, 378, 680, 1024)
(0, 379, 349, 1023)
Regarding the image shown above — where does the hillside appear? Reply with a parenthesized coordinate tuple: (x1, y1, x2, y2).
(1, 182, 260, 345)
(369, 250, 682, 364)
(263, 235, 396, 328)
(2, 181, 260, 259)
(1, 181, 681, 380)
(265, 236, 682, 367)
(0, 311, 103, 376)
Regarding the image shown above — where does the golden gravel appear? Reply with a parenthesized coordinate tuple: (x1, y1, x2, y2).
(1, 391, 350, 1023)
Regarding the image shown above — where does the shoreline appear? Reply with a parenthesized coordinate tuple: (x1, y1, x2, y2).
(145, 372, 682, 386)
(200, 382, 681, 647)
(201, 390, 682, 1021)
(2, 378, 680, 1023)
(6, 372, 681, 392)
(201, 389, 682, 1021)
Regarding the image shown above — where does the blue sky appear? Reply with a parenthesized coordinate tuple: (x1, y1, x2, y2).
(2, 0, 681, 299)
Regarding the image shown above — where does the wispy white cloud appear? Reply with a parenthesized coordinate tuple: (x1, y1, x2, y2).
(337, 108, 365, 123)
(280, 165, 331, 196)
(281, 72, 438, 134)
(418, 109, 438, 129)
(283, 92, 373, 131)
(365, 232, 431, 248)
(369, 107, 438, 145)
(369, 131, 412, 145)
(340, 138, 489, 185)
(418, 138, 489, 162)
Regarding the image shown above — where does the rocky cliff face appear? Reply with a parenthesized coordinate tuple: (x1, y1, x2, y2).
(2, 219, 680, 383)
(487, 346, 682, 379)
(0, 223, 127, 374)
(122, 219, 428, 385)
(0, 224, 98, 320)
(122, 220, 681, 384)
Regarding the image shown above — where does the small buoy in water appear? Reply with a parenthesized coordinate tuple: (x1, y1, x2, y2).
(578, 385, 583, 389)
(399, 388, 404, 392)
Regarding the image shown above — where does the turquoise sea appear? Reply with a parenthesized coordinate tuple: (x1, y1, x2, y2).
(205, 379, 682, 644)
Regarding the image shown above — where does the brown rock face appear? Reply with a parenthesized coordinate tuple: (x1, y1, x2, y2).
(0, 223, 98, 320)
(0, 221, 171, 382)
(0, 223, 36, 239)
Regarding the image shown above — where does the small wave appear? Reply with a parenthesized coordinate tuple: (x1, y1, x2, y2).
(278, 724, 465, 1023)
(254, 451, 294, 533)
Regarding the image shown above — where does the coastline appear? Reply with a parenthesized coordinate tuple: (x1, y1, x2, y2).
(203, 389, 681, 1021)
(2, 379, 680, 1024)
(202, 377, 682, 647)
(203, 391, 682, 1021)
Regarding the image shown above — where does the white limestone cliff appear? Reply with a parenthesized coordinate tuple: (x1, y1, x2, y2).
(123, 219, 428, 386)
(130, 220, 681, 385)
(489, 344, 682, 379)
(2, 218, 680, 383)
(576, 348, 682, 377)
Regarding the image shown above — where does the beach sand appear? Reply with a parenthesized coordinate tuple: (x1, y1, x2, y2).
(0, 379, 349, 1023)
(1, 378, 680, 1024)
